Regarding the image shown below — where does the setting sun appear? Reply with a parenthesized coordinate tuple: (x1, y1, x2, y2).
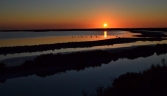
(103, 23, 108, 28)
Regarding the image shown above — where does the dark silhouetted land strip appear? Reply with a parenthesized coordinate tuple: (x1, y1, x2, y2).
(90, 61, 167, 96)
(0, 38, 166, 55)
(1, 44, 167, 82)
(131, 30, 167, 37)
(0, 28, 167, 32)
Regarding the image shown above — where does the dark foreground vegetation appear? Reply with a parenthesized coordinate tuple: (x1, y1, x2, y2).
(88, 60, 167, 96)
(0, 37, 166, 55)
(0, 44, 167, 83)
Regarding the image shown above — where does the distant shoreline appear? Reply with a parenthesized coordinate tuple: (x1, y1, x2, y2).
(0, 28, 167, 32)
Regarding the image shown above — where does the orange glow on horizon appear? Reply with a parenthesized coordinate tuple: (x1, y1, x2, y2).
(1, 16, 167, 30)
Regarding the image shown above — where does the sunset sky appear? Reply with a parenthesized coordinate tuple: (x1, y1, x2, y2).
(0, 0, 167, 30)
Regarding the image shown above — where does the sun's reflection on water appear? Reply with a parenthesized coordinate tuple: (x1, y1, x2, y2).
(0, 31, 142, 47)
(104, 31, 107, 38)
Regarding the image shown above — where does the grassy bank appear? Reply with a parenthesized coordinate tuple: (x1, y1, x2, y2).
(1, 44, 167, 82)
(89, 59, 167, 96)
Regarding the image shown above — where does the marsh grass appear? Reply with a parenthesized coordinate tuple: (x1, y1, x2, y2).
(88, 59, 167, 96)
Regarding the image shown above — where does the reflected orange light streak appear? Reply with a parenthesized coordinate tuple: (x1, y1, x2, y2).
(104, 31, 107, 38)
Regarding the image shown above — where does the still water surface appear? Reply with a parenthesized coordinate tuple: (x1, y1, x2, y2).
(0, 31, 136, 47)
(0, 31, 167, 96)
(0, 53, 166, 96)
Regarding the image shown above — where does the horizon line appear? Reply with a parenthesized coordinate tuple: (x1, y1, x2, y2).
(0, 27, 167, 32)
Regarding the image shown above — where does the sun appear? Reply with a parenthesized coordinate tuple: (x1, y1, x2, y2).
(103, 23, 108, 28)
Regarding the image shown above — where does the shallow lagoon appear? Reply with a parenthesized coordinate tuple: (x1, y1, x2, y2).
(0, 53, 166, 96)
(0, 30, 167, 96)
